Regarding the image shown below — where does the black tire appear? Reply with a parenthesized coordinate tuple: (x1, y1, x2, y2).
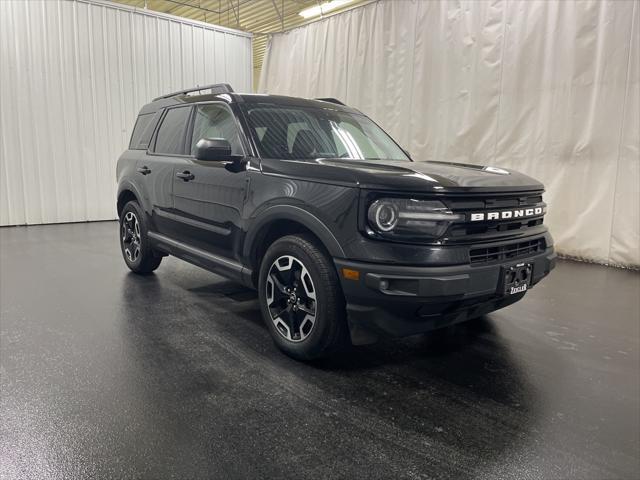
(119, 200, 162, 274)
(258, 234, 349, 361)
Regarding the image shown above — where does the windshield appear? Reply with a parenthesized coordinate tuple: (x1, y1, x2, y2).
(242, 104, 410, 161)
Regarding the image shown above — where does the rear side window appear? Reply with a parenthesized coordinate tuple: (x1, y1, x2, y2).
(153, 106, 192, 155)
(129, 113, 156, 150)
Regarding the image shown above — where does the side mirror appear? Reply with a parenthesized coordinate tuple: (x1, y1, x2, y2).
(195, 138, 234, 161)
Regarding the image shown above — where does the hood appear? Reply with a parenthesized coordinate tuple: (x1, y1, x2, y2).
(260, 158, 544, 193)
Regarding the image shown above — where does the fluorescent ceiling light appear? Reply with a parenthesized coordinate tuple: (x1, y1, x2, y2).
(299, 0, 354, 19)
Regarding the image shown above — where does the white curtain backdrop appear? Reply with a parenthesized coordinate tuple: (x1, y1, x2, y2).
(259, 0, 640, 268)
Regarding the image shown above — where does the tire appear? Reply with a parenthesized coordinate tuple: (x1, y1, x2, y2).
(119, 200, 162, 274)
(258, 234, 349, 361)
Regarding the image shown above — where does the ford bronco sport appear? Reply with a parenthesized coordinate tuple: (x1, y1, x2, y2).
(116, 83, 556, 360)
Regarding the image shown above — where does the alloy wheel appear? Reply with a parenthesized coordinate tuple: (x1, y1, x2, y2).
(121, 211, 141, 263)
(265, 255, 317, 342)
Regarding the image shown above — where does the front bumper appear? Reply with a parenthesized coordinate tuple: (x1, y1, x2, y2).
(334, 247, 556, 345)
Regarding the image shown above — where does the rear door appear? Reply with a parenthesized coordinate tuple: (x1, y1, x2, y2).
(140, 105, 192, 235)
(171, 102, 248, 260)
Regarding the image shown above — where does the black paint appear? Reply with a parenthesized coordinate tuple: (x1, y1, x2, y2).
(1, 222, 638, 479)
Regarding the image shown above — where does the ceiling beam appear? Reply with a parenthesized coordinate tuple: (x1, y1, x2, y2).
(163, 0, 223, 14)
(270, 0, 284, 31)
(228, 0, 240, 26)
(162, 0, 251, 17)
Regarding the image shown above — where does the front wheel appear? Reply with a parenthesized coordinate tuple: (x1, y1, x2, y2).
(258, 234, 348, 360)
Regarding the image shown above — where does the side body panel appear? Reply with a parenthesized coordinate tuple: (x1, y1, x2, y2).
(138, 153, 178, 234)
(171, 159, 248, 260)
(116, 150, 147, 211)
(240, 170, 360, 264)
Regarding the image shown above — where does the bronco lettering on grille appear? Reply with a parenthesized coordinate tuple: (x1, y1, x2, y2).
(469, 207, 544, 222)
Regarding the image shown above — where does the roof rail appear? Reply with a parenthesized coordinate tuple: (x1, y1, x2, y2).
(315, 97, 345, 106)
(153, 83, 234, 101)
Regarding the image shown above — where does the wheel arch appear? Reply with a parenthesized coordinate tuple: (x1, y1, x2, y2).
(244, 206, 345, 286)
(116, 182, 145, 218)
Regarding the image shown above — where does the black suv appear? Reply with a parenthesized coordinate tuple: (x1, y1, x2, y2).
(117, 83, 556, 360)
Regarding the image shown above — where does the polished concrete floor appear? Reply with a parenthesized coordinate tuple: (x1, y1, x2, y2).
(0, 221, 638, 480)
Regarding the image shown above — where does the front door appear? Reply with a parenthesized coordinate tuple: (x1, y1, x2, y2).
(171, 103, 248, 261)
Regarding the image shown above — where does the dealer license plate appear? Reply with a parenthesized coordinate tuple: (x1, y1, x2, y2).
(501, 262, 532, 296)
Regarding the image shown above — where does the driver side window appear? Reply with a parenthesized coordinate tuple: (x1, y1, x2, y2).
(191, 104, 243, 156)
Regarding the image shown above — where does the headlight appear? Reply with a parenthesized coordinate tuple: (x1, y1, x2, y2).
(367, 198, 463, 239)
(368, 200, 400, 231)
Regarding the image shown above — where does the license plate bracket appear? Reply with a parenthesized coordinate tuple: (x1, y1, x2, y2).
(501, 262, 532, 296)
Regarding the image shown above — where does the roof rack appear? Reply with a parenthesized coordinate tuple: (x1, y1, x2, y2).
(315, 97, 345, 106)
(153, 83, 234, 101)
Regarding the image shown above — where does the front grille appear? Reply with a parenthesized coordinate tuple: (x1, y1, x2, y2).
(442, 191, 546, 242)
(469, 238, 546, 265)
(448, 217, 544, 238)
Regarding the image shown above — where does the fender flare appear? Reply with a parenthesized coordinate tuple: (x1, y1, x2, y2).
(243, 205, 346, 261)
(117, 180, 147, 215)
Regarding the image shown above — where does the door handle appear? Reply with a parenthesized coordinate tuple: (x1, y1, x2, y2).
(176, 170, 195, 181)
(137, 166, 151, 175)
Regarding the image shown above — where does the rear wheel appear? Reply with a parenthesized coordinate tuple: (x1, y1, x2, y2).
(258, 234, 348, 360)
(119, 200, 162, 274)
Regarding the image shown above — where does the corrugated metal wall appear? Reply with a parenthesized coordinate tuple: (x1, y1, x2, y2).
(0, 0, 252, 226)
